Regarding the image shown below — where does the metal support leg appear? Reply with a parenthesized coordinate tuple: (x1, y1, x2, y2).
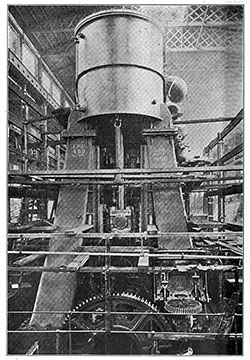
(23, 121, 28, 172)
(105, 236, 111, 354)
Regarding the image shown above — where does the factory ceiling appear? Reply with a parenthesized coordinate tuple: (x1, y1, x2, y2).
(8, 5, 243, 101)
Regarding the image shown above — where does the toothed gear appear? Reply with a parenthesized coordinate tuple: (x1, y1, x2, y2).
(63, 293, 171, 354)
(165, 298, 202, 314)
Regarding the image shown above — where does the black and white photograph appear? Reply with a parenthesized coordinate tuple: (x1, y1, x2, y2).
(6, 2, 244, 355)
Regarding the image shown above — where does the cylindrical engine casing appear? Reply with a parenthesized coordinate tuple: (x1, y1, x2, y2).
(75, 10, 164, 120)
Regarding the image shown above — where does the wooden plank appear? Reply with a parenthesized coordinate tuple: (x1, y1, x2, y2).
(188, 221, 225, 229)
(8, 224, 92, 235)
(138, 252, 149, 267)
(13, 254, 44, 266)
(215, 240, 243, 256)
(205, 183, 243, 197)
(25, 341, 39, 355)
(66, 254, 90, 270)
(27, 114, 55, 124)
(8, 112, 24, 130)
(8, 222, 55, 232)
(64, 224, 94, 236)
(223, 223, 243, 232)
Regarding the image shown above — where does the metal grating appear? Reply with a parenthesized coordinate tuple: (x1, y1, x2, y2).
(184, 5, 243, 25)
(165, 25, 243, 51)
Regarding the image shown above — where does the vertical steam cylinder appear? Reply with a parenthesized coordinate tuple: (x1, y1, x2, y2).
(75, 10, 164, 120)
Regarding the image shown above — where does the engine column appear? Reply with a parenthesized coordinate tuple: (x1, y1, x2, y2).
(143, 109, 191, 250)
(29, 111, 96, 331)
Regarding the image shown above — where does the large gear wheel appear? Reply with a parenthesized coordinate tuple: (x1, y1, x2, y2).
(63, 292, 170, 354)
(165, 298, 202, 314)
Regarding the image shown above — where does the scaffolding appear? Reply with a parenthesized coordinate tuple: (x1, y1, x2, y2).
(8, 159, 243, 354)
(8, 110, 243, 355)
(7, 5, 243, 355)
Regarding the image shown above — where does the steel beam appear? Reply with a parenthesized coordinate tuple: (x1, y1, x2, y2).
(204, 109, 243, 152)
(8, 231, 243, 239)
(8, 250, 242, 260)
(8, 165, 243, 177)
(8, 264, 242, 274)
(173, 116, 235, 125)
(8, 177, 243, 187)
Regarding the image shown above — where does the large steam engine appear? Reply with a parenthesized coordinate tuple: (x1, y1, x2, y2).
(8, 10, 242, 355)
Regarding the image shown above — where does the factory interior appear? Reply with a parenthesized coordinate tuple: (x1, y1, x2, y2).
(7, 4, 243, 355)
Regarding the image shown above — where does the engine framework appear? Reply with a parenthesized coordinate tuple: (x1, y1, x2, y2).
(7, 9, 243, 356)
